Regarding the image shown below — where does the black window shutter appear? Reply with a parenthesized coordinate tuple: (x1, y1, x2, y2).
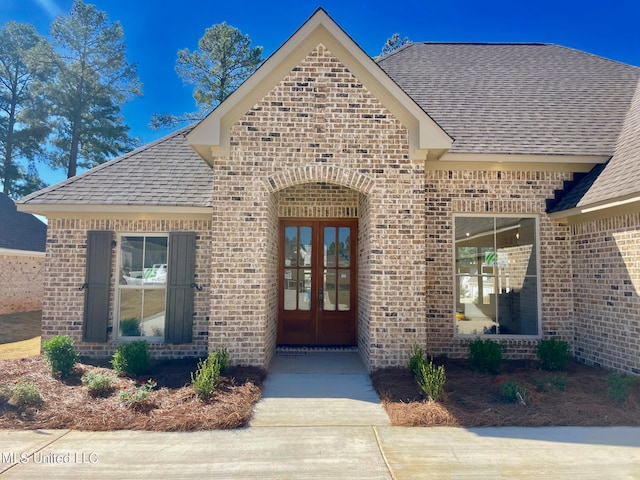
(166, 232, 196, 344)
(83, 230, 113, 342)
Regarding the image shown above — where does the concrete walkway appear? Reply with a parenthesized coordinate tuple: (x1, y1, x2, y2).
(2, 352, 640, 478)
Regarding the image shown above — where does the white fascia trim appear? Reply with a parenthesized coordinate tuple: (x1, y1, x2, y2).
(436, 153, 611, 164)
(0, 247, 45, 257)
(17, 204, 212, 216)
(187, 10, 452, 163)
(548, 194, 640, 221)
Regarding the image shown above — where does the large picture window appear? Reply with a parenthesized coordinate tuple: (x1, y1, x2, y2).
(117, 235, 168, 339)
(454, 216, 539, 336)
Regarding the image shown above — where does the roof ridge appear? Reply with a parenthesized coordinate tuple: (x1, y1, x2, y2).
(547, 44, 640, 70)
(17, 125, 196, 204)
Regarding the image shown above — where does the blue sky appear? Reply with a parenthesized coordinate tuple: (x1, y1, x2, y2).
(2, 0, 640, 186)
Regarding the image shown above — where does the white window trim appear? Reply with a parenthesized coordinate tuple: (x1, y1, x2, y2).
(452, 214, 542, 339)
(114, 232, 169, 342)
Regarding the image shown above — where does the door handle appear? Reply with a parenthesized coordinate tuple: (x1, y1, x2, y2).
(318, 288, 323, 303)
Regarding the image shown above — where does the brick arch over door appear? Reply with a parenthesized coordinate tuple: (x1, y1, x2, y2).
(264, 164, 375, 196)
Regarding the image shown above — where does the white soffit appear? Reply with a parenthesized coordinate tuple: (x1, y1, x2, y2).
(187, 8, 452, 163)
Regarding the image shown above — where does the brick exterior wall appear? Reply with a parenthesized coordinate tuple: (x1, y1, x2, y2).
(0, 253, 44, 314)
(42, 218, 211, 359)
(424, 170, 574, 359)
(571, 212, 640, 374)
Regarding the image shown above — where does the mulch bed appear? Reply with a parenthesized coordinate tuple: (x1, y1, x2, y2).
(0, 357, 265, 431)
(371, 358, 640, 427)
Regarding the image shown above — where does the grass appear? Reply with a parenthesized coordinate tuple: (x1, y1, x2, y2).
(0, 310, 42, 360)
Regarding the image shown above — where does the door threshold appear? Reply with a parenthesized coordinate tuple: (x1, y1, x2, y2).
(276, 345, 358, 356)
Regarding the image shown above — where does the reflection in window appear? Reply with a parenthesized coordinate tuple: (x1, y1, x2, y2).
(118, 235, 167, 338)
(455, 217, 538, 336)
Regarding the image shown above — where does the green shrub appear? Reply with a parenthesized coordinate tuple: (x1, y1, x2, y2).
(408, 344, 426, 376)
(499, 380, 529, 404)
(468, 338, 502, 374)
(119, 318, 141, 337)
(214, 347, 230, 375)
(111, 341, 150, 377)
(416, 359, 446, 402)
(42, 335, 78, 378)
(118, 379, 156, 408)
(607, 372, 638, 402)
(81, 370, 115, 397)
(191, 353, 223, 401)
(2, 381, 42, 409)
(536, 338, 570, 371)
(532, 373, 567, 392)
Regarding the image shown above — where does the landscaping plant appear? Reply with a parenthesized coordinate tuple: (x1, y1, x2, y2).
(41, 335, 78, 378)
(408, 344, 426, 376)
(191, 349, 229, 401)
(607, 372, 637, 402)
(416, 359, 446, 402)
(536, 338, 570, 371)
(498, 379, 529, 404)
(468, 338, 502, 374)
(1, 380, 42, 409)
(81, 370, 115, 397)
(118, 379, 157, 408)
(111, 341, 150, 377)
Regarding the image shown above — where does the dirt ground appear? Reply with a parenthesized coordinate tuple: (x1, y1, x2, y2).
(0, 357, 265, 431)
(371, 358, 640, 427)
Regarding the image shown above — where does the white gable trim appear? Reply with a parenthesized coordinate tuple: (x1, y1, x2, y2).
(187, 8, 452, 163)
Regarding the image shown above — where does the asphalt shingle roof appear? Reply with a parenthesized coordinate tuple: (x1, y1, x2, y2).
(19, 127, 213, 208)
(0, 193, 46, 251)
(378, 43, 640, 156)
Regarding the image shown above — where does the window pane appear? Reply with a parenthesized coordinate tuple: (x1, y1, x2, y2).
(324, 269, 336, 311)
(120, 236, 144, 285)
(455, 216, 538, 336)
(143, 237, 167, 286)
(338, 269, 350, 311)
(283, 269, 297, 310)
(338, 227, 350, 267)
(325, 227, 336, 267)
(300, 269, 311, 310)
(142, 289, 166, 337)
(285, 227, 298, 267)
(119, 289, 143, 336)
(299, 227, 312, 266)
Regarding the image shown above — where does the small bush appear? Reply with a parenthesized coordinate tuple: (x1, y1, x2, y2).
(499, 379, 529, 404)
(215, 347, 230, 375)
(118, 379, 156, 408)
(191, 353, 223, 401)
(532, 373, 567, 392)
(42, 335, 78, 378)
(536, 338, 570, 371)
(2, 381, 43, 409)
(416, 359, 446, 402)
(468, 338, 502, 374)
(119, 318, 141, 337)
(112, 341, 150, 377)
(81, 370, 115, 397)
(608, 372, 638, 402)
(408, 344, 426, 376)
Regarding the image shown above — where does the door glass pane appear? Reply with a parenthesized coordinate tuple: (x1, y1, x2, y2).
(283, 269, 297, 310)
(142, 289, 166, 337)
(300, 269, 311, 310)
(119, 289, 143, 336)
(299, 227, 312, 266)
(285, 227, 298, 267)
(338, 270, 350, 311)
(338, 227, 351, 267)
(324, 269, 336, 311)
(324, 227, 336, 267)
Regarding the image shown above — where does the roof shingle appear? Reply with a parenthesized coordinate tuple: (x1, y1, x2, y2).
(0, 193, 46, 251)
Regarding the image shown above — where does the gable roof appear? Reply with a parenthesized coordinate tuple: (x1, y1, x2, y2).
(18, 127, 213, 214)
(0, 193, 46, 252)
(378, 43, 640, 158)
(548, 78, 640, 217)
(187, 8, 453, 162)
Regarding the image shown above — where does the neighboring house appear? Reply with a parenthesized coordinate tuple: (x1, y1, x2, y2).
(17, 9, 640, 373)
(0, 193, 46, 314)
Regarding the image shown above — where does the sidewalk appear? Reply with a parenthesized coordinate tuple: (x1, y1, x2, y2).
(2, 351, 640, 478)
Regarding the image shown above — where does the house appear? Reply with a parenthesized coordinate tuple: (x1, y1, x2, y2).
(0, 192, 46, 314)
(17, 9, 640, 373)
